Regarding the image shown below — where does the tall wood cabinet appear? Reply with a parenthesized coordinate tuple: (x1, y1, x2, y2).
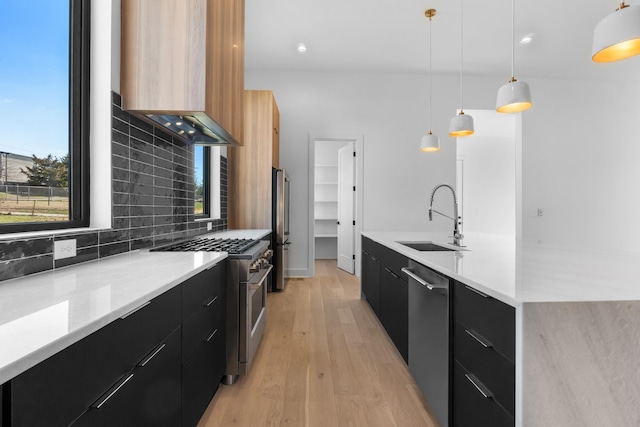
(228, 90, 280, 229)
(121, 0, 245, 145)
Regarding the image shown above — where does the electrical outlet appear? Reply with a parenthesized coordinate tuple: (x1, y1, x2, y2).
(207, 222, 212, 231)
(54, 239, 77, 260)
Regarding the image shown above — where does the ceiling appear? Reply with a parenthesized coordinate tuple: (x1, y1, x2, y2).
(245, 0, 640, 80)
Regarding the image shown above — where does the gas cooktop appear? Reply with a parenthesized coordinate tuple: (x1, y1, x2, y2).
(151, 238, 259, 254)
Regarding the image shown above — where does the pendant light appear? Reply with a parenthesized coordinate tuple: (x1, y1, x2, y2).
(592, 2, 640, 62)
(449, 0, 474, 137)
(421, 9, 440, 152)
(496, 0, 532, 114)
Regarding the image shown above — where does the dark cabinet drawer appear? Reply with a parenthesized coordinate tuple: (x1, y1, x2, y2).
(71, 328, 182, 427)
(362, 236, 383, 259)
(182, 327, 226, 427)
(363, 251, 381, 317)
(182, 294, 224, 363)
(384, 248, 409, 282)
(453, 322, 515, 416)
(453, 360, 514, 427)
(182, 262, 225, 318)
(11, 285, 181, 427)
(380, 267, 408, 362)
(453, 281, 515, 362)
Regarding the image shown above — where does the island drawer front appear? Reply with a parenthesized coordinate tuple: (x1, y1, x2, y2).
(453, 322, 515, 416)
(182, 262, 225, 318)
(182, 293, 224, 363)
(11, 285, 181, 427)
(383, 248, 409, 282)
(362, 236, 384, 260)
(453, 281, 515, 363)
(453, 360, 514, 427)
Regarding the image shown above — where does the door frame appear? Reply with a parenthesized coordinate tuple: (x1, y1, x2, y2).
(308, 134, 364, 277)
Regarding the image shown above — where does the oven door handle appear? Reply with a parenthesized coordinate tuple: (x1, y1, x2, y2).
(249, 265, 273, 290)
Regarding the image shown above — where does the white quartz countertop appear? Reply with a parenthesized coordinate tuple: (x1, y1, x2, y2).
(363, 231, 640, 307)
(0, 250, 227, 385)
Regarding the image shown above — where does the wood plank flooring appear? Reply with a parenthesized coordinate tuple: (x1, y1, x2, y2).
(198, 260, 439, 427)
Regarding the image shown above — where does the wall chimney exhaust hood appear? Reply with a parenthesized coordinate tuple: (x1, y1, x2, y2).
(120, 0, 245, 146)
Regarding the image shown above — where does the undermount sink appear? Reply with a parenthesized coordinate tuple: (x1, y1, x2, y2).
(397, 241, 457, 251)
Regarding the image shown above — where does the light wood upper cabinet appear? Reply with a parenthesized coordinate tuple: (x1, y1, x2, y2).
(228, 91, 280, 229)
(121, 0, 244, 146)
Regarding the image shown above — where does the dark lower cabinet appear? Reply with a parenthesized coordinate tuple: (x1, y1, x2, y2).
(380, 266, 408, 362)
(1, 383, 3, 427)
(7, 261, 227, 427)
(452, 361, 513, 427)
(11, 285, 181, 427)
(182, 327, 226, 427)
(362, 249, 381, 318)
(70, 328, 182, 427)
(181, 262, 226, 427)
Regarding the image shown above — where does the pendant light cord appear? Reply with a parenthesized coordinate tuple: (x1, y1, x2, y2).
(429, 15, 433, 131)
(511, 0, 515, 78)
(460, 0, 464, 111)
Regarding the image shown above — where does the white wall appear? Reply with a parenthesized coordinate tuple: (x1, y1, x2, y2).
(457, 110, 516, 237)
(246, 70, 503, 276)
(522, 77, 640, 253)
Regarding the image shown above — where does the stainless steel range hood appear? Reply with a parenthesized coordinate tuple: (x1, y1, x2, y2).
(120, 0, 244, 146)
(144, 113, 231, 146)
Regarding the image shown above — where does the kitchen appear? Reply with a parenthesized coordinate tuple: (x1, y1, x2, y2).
(1, 0, 640, 426)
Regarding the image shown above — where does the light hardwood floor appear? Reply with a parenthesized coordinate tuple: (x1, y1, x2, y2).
(198, 260, 439, 427)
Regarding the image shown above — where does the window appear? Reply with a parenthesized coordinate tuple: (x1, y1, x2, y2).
(0, 0, 90, 233)
(194, 146, 210, 218)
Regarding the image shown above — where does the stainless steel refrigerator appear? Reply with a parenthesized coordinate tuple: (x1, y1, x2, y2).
(272, 168, 290, 291)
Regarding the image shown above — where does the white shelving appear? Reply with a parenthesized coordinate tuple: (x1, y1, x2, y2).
(314, 163, 339, 259)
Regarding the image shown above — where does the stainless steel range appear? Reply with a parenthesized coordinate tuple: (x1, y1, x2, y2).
(151, 237, 272, 384)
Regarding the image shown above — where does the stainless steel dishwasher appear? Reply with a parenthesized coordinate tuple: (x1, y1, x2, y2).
(402, 260, 450, 427)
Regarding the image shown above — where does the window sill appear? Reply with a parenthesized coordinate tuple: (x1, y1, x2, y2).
(0, 227, 111, 242)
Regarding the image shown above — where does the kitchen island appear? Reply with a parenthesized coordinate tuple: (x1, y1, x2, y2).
(363, 231, 640, 427)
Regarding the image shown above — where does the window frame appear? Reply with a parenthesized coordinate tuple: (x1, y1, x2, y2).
(0, 0, 91, 234)
(194, 146, 211, 219)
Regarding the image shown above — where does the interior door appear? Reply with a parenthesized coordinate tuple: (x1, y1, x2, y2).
(337, 143, 355, 273)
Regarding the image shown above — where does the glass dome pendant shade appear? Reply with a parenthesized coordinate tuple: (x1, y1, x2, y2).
(449, 111, 475, 137)
(592, 3, 640, 63)
(496, 77, 532, 113)
(421, 131, 440, 152)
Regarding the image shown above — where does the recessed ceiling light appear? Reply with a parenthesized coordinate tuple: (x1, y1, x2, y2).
(297, 43, 307, 53)
(520, 33, 535, 44)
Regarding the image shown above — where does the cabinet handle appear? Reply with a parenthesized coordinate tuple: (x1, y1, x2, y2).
(205, 328, 218, 342)
(465, 373, 493, 399)
(204, 295, 218, 307)
(120, 301, 151, 319)
(137, 343, 166, 367)
(91, 373, 135, 409)
(384, 267, 399, 279)
(401, 268, 447, 291)
(464, 285, 489, 298)
(371, 256, 378, 261)
(465, 329, 493, 348)
(363, 250, 369, 255)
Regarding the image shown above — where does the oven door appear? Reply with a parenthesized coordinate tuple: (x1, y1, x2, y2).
(239, 264, 272, 374)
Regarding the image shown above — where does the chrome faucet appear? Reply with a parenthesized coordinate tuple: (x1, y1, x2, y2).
(428, 184, 464, 246)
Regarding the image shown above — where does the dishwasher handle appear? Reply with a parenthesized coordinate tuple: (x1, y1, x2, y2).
(402, 268, 448, 291)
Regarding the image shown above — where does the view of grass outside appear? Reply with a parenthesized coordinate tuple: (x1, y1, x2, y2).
(0, 186, 69, 224)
